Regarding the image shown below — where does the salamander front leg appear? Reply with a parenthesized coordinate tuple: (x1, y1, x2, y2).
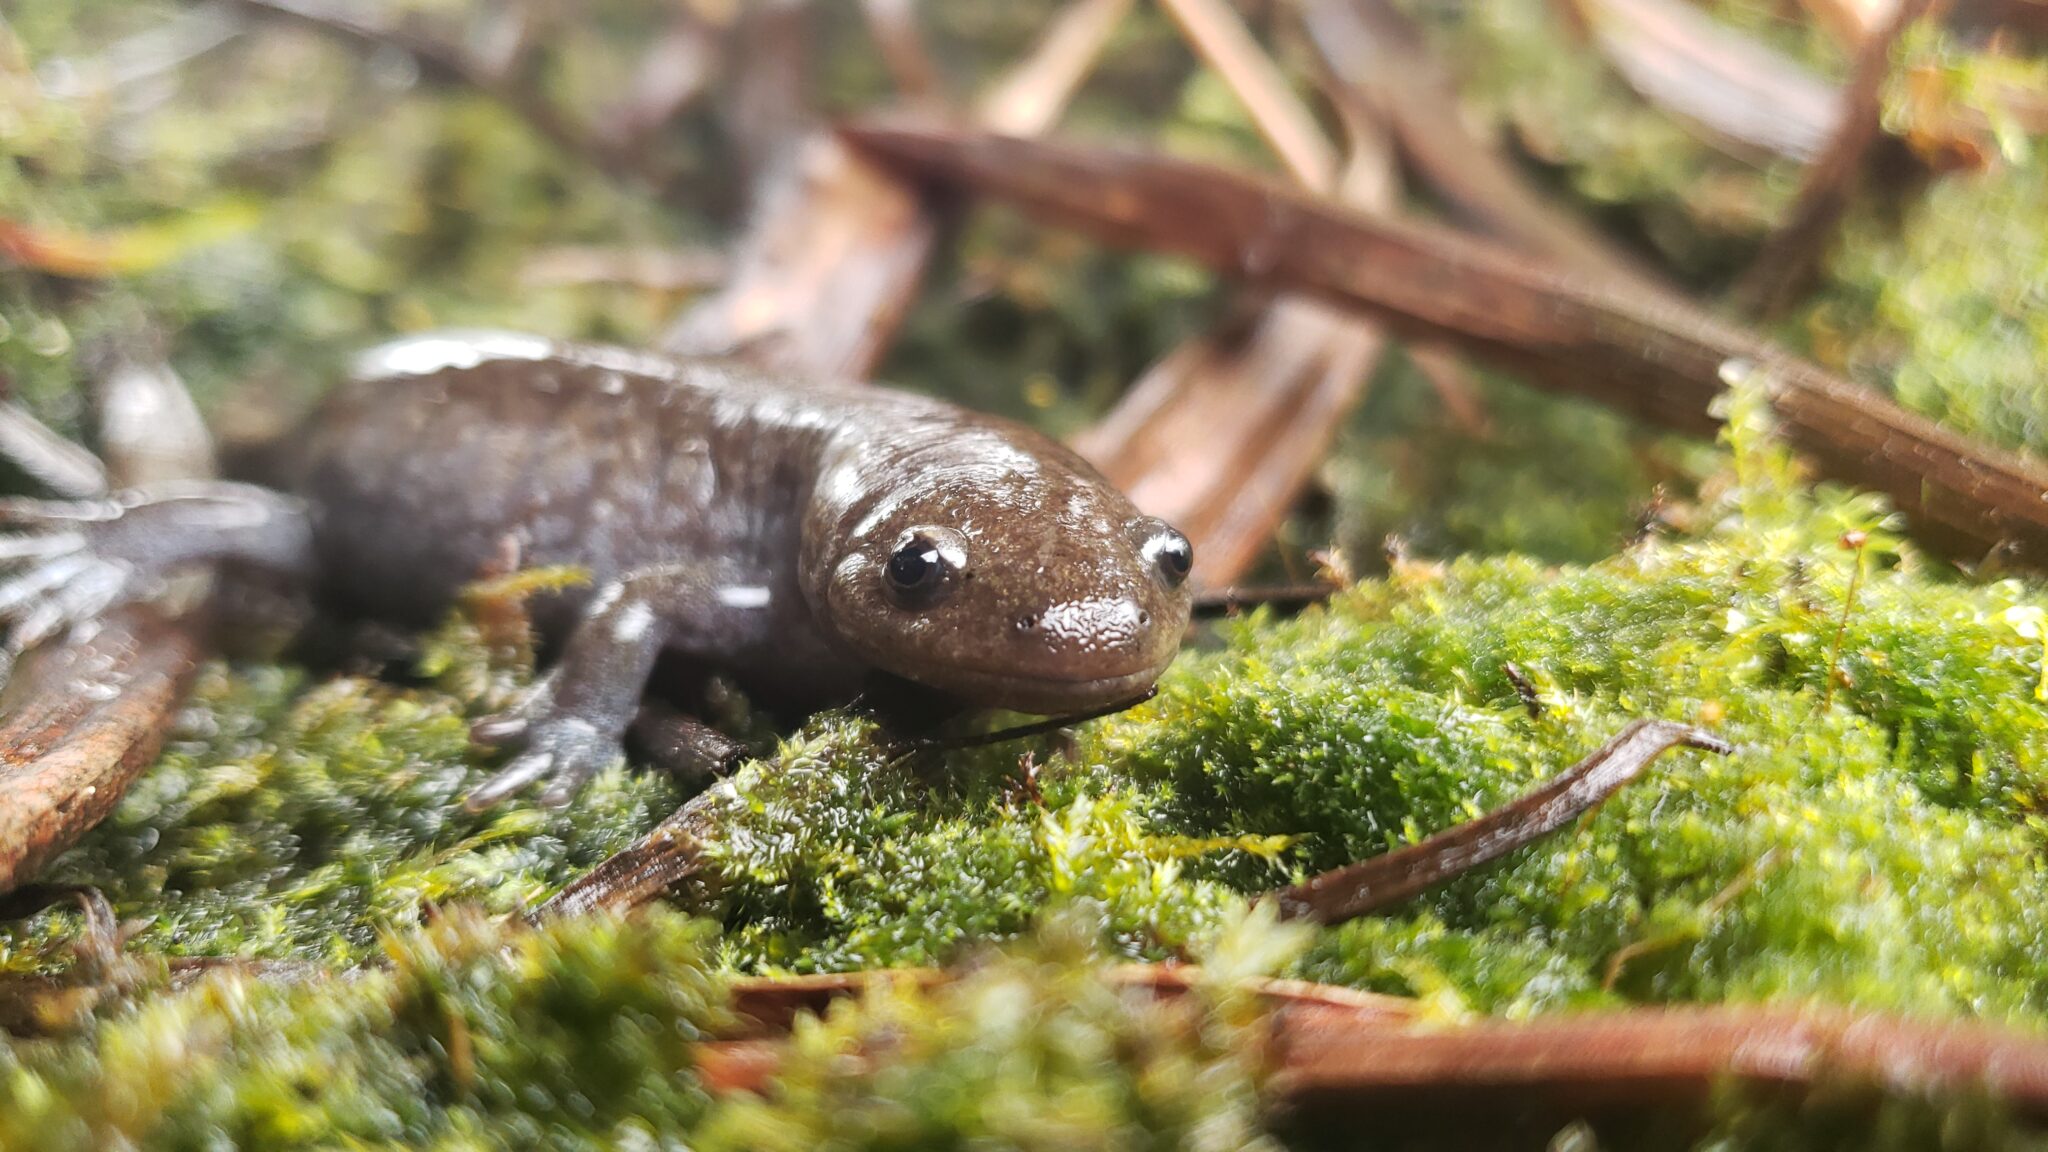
(466, 563, 730, 810)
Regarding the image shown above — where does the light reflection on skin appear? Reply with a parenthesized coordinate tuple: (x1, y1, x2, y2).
(717, 585, 772, 610)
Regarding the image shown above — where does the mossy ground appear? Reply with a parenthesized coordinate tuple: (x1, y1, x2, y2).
(5, 2, 2048, 1148)
(4, 401, 2046, 1148)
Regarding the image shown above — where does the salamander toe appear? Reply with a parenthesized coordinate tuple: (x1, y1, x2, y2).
(464, 672, 629, 810)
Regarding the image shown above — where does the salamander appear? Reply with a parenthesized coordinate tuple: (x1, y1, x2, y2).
(0, 331, 1195, 808)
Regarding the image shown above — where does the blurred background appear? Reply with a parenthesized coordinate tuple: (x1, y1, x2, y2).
(10, 0, 2040, 584)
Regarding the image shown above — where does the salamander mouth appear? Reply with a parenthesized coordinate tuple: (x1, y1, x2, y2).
(926, 662, 1171, 715)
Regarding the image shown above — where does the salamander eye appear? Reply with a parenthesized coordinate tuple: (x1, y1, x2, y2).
(882, 527, 967, 609)
(1143, 526, 1194, 588)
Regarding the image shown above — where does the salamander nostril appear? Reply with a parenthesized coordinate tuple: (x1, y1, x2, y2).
(1138, 611, 1151, 626)
(1014, 613, 1039, 634)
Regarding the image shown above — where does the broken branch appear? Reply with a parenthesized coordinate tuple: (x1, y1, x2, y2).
(533, 785, 723, 920)
(702, 964, 2048, 1130)
(1072, 0, 1389, 587)
(1276, 1004, 2048, 1128)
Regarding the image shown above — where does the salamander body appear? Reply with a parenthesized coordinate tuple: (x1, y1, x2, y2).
(0, 331, 1195, 807)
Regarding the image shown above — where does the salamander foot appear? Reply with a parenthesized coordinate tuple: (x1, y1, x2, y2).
(0, 484, 314, 657)
(467, 672, 628, 809)
(0, 497, 149, 653)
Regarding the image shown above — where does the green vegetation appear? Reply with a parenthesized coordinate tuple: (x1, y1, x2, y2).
(4, 1, 2048, 1148)
(2, 907, 729, 1150)
(4, 395, 2046, 1148)
(1807, 58, 2048, 457)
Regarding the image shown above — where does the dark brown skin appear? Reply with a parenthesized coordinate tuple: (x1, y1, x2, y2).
(0, 332, 1195, 807)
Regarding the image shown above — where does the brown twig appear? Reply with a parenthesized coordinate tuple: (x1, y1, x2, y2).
(532, 786, 724, 920)
(0, 606, 204, 895)
(1502, 661, 1546, 718)
(1275, 1004, 2048, 1128)
(1560, 0, 1844, 162)
(1158, 0, 1338, 189)
(840, 124, 2048, 567)
(1730, 0, 1939, 316)
(1270, 720, 1730, 924)
(860, 0, 946, 106)
(1071, 0, 1390, 588)
(662, 0, 1127, 380)
(701, 963, 2048, 1130)
(1301, 0, 1666, 294)
(1073, 297, 1389, 587)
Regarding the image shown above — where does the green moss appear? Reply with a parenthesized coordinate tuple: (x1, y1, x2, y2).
(4, 650, 686, 971)
(1799, 41, 2048, 457)
(1, 907, 726, 1150)
(1, 908, 1307, 1151)
(1326, 351, 1712, 567)
(1394, 0, 1811, 277)
(1102, 399, 2048, 1020)
(694, 909, 1287, 1152)
(689, 715, 1248, 973)
(1084, 550, 2046, 1020)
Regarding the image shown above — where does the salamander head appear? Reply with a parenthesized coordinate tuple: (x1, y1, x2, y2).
(803, 426, 1194, 715)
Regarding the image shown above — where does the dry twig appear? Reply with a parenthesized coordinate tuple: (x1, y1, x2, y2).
(698, 963, 2048, 1133)
(1730, 0, 1939, 315)
(1560, 0, 1843, 161)
(1302, 0, 1664, 293)
(0, 359, 214, 896)
(1270, 719, 1729, 924)
(1072, 0, 1389, 587)
(662, 0, 1131, 380)
(840, 123, 2048, 566)
(0, 607, 203, 895)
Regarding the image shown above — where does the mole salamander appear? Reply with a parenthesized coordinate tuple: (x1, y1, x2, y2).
(0, 331, 1196, 809)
